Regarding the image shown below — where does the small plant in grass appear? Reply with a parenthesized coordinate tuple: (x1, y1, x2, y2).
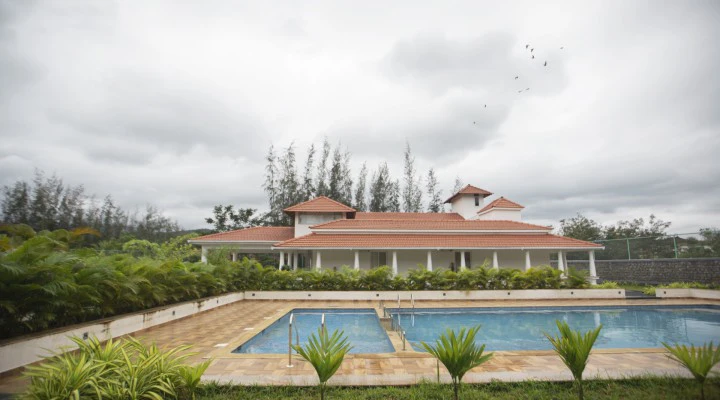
(662, 341, 720, 400)
(292, 327, 352, 400)
(544, 320, 602, 400)
(420, 326, 493, 400)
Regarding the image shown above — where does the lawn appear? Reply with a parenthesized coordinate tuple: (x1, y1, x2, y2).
(197, 378, 720, 399)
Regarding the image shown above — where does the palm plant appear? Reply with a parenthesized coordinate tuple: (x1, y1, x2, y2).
(292, 328, 352, 400)
(544, 320, 602, 400)
(662, 341, 720, 400)
(420, 326, 493, 400)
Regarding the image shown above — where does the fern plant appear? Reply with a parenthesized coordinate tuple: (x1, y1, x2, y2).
(420, 326, 493, 400)
(544, 320, 602, 400)
(292, 328, 352, 400)
(662, 341, 720, 400)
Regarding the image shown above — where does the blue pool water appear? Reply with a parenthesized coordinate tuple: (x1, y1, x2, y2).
(390, 306, 720, 351)
(233, 309, 394, 354)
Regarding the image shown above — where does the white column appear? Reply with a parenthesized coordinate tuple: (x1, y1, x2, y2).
(354, 251, 360, 271)
(201, 246, 208, 263)
(492, 251, 499, 269)
(557, 250, 565, 275)
(426, 251, 433, 271)
(231, 252, 237, 262)
(316, 251, 322, 270)
(392, 251, 398, 276)
(279, 251, 285, 268)
(588, 250, 598, 285)
(563, 252, 569, 272)
(460, 251, 466, 271)
(524, 250, 531, 271)
(292, 253, 298, 271)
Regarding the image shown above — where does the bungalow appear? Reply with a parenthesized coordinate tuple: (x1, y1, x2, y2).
(189, 185, 602, 284)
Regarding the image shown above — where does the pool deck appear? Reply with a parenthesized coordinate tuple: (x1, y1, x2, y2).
(1, 298, 719, 392)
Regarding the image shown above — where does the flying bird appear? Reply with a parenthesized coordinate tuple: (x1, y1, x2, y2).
(515, 76, 519, 79)
(532, 55, 535, 59)
(526, 44, 529, 49)
(525, 88, 530, 91)
(531, 48, 534, 52)
(544, 61, 547, 66)
(484, 104, 487, 108)
(518, 90, 522, 93)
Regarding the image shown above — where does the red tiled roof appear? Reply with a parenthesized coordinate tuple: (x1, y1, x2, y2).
(274, 233, 602, 249)
(311, 219, 550, 231)
(445, 184, 493, 203)
(354, 212, 465, 221)
(189, 227, 294, 242)
(477, 197, 525, 214)
(283, 196, 355, 213)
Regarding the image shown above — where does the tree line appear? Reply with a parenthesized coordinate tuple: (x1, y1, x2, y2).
(206, 139, 463, 230)
(1, 171, 181, 242)
(558, 213, 718, 259)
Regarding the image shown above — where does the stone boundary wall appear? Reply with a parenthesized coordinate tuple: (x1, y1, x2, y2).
(551, 258, 720, 285)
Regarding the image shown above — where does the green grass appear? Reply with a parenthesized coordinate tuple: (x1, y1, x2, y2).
(196, 378, 720, 399)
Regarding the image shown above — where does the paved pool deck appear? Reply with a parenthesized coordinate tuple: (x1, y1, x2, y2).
(1, 298, 719, 392)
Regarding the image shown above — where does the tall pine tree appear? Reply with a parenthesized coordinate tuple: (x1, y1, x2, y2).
(369, 163, 391, 212)
(315, 138, 331, 196)
(426, 168, 443, 212)
(402, 143, 423, 212)
(354, 163, 368, 211)
(300, 143, 316, 201)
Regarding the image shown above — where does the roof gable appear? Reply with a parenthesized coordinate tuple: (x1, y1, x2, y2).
(444, 184, 493, 203)
(477, 197, 524, 214)
(283, 196, 356, 213)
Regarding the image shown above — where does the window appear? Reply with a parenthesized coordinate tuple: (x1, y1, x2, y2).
(298, 213, 342, 225)
(371, 252, 387, 268)
(474, 194, 480, 206)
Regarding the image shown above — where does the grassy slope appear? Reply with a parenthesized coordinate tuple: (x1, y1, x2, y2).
(197, 378, 720, 400)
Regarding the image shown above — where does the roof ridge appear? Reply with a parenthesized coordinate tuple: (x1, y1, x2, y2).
(283, 196, 355, 212)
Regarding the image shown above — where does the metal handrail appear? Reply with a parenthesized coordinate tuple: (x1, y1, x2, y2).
(287, 313, 294, 368)
(410, 293, 415, 309)
(321, 313, 325, 332)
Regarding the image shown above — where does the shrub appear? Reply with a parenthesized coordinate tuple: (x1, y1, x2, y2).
(595, 281, 620, 289)
(544, 320, 602, 400)
(22, 336, 210, 400)
(662, 341, 720, 400)
(292, 328, 352, 400)
(420, 326, 493, 400)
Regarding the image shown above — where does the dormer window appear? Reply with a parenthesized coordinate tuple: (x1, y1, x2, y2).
(474, 194, 480, 206)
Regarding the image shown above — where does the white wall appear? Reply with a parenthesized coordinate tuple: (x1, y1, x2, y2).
(476, 209, 522, 221)
(450, 195, 482, 219)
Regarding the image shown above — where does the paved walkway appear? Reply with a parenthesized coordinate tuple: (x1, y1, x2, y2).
(1, 298, 718, 392)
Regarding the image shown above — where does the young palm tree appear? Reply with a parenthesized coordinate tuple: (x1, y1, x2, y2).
(662, 341, 720, 400)
(292, 328, 352, 400)
(420, 326, 493, 400)
(544, 320, 602, 400)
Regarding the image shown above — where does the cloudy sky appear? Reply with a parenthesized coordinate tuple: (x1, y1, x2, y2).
(1, 0, 719, 232)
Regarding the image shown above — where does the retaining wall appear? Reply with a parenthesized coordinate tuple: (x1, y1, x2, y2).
(552, 258, 720, 285)
(0, 292, 245, 374)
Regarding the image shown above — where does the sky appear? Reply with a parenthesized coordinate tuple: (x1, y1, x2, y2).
(1, 0, 719, 233)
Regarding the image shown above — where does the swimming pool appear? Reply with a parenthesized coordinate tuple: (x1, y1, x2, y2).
(233, 308, 394, 354)
(390, 305, 720, 351)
